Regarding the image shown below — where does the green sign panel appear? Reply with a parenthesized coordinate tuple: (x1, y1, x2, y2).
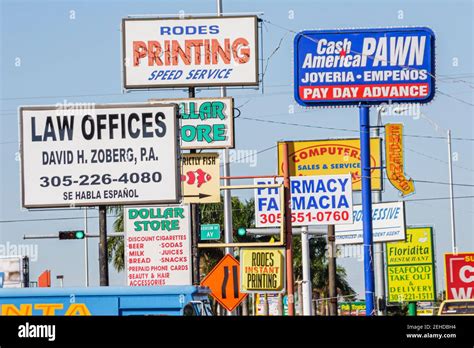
(386, 227, 436, 303)
(200, 224, 221, 240)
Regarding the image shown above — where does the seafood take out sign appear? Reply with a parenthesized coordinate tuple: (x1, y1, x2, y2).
(181, 153, 220, 203)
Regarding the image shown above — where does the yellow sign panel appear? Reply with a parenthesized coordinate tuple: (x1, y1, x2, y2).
(278, 138, 382, 191)
(386, 227, 436, 302)
(386, 227, 433, 265)
(417, 308, 434, 316)
(181, 153, 220, 203)
(385, 124, 415, 196)
(240, 248, 285, 293)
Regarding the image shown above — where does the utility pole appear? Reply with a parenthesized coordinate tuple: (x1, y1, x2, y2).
(281, 142, 295, 316)
(447, 129, 457, 253)
(374, 109, 385, 315)
(416, 112, 456, 253)
(216, 0, 234, 316)
(189, 87, 201, 285)
(327, 225, 337, 316)
(301, 226, 313, 315)
(98, 205, 109, 286)
(84, 208, 89, 287)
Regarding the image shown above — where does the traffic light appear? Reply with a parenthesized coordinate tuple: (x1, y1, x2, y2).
(59, 230, 85, 240)
(237, 227, 247, 237)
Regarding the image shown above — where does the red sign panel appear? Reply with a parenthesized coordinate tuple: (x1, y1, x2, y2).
(444, 253, 474, 300)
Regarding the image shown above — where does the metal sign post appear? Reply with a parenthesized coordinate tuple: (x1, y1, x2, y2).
(99, 205, 109, 286)
(359, 105, 375, 315)
(188, 87, 201, 286)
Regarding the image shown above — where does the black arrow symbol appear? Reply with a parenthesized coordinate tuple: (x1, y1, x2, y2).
(183, 193, 211, 199)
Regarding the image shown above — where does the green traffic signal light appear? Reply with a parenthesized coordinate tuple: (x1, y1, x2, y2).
(59, 230, 85, 240)
(237, 227, 247, 237)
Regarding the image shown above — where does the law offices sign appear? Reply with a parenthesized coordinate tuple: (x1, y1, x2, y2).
(122, 16, 259, 89)
(19, 103, 180, 208)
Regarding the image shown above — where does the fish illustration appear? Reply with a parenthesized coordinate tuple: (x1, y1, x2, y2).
(181, 169, 212, 188)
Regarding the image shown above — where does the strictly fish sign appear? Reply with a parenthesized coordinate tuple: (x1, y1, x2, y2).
(294, 27, 435, 106)
(123, 16, 259, 89)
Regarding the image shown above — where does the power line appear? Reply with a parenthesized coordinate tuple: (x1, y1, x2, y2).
(405, 146, 474, 173)
(261, 19, 474, 108)
(239, 115, 474, 141)
(404, 195, 474, 202)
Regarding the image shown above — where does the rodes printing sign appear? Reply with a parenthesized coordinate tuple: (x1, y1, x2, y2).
(240, 248, 285, 293)
(254, 175, 353, 227)
(294, 27, 435, 106)
(19, 103, 179, 208)
(125, 205, 191, 287)
(122, 16, 259, 89)
(278, 139, 382, 191)
(150, 97, 234, 149)
(444, 253, 474, 300)
(335, 202, 406, 245)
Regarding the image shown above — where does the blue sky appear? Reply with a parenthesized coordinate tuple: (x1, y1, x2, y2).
(0, 0, 473, 300)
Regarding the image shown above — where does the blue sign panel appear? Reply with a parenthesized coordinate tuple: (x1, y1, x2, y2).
(294, 27, 435, 106)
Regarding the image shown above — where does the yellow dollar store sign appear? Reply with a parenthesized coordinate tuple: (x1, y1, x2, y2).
(385, 124, 415, 196)
(386, 227, 436, 303)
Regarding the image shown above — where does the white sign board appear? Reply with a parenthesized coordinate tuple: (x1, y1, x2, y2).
(150, 97, 234, 149)
(254, 175, 353, 227)
(0, 257, 22, 288)
(20, 103, 180, 208)
(122, 16, 259, 88)
(335, 201, 406, 244)
(125, 205, 192, 286)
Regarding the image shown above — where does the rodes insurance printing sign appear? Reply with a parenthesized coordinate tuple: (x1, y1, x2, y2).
(254, 175, 353, 227)
(294, 27, 435, 106)
(19, 103, 179, 208)
(123, 16, 259, 89)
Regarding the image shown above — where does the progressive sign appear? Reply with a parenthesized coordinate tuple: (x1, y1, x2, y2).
(19, 103, 180, 208)
(122, 16, 259, 89)
(294, 27, 435, 106)
(335, 201, 406, 245)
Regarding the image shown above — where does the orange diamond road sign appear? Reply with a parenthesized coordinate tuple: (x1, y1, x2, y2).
(201, 254, 247, 312)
